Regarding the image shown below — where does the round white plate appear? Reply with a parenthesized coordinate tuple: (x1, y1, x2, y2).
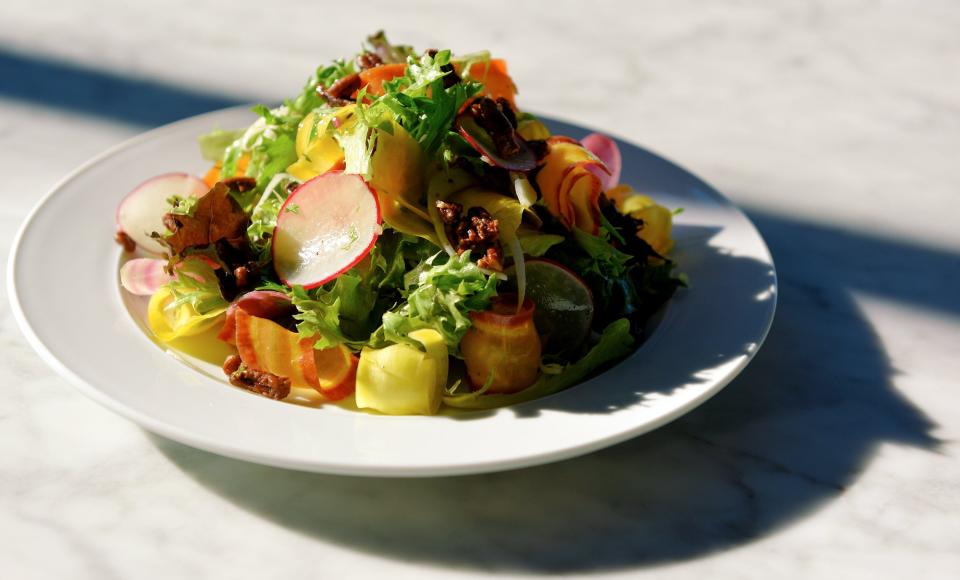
(8, 107, 776, 477)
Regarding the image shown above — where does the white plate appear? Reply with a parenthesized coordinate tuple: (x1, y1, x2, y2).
(8, 107, 776, 477)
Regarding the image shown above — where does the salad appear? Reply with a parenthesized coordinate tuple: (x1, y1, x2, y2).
(115, 32, 684, 415)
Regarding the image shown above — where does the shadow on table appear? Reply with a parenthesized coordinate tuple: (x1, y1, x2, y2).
(0, 46, 249, 126)
(151, 207, 947, 573)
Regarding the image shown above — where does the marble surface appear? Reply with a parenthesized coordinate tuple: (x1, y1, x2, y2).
(2, 1, 959, 578)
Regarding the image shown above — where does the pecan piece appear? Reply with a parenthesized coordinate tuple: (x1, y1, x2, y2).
(356, 52, 383, 70)
(318, 73, 361, 106)
(469, 97, 520, 158)
(115, 230, 136, 253)
(495, 97, 517, 128)
(232, 261, 260, 290)
(476, 246, 503, 271)
(434, 201, 503, 271)
(457, 206, 500, 250)
(222, 354, 242, 375)
(228, 367, 291, 400)
(424, 49, 461, 89)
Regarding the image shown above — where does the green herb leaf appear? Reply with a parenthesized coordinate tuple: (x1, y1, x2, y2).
(165, 257, 228, 316)
(572, 227, 632, 278)
(165, 194, 200, 217)
(380, 251, 497, 355)
(517, 232, 565, 257)
(198, 129, 243, 162)
(365, 31, 416, 64)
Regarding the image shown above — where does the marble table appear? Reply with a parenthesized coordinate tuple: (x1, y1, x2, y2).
(2, 1, 958, 578)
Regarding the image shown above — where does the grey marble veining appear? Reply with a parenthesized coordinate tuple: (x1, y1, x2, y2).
(1, 1, 959, 578)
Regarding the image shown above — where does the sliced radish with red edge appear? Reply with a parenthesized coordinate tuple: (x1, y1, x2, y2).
(116, 173, 208, 255)
(119, 258, 173, 295)
(271, 172, 381, 289)
(504, 258, 594, 355)
(456, 114, 536, 172)
(581, 133, 621, 190)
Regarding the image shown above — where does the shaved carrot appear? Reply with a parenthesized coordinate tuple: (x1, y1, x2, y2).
(467, 59, 517, 108)
(357, 63, 407, 96)
(203, 153, 250, 188)
(354, 59, 516, 107)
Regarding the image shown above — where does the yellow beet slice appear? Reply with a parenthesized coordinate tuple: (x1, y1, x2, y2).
(148, 287, 226, 343)
(355, 329, 447, 415)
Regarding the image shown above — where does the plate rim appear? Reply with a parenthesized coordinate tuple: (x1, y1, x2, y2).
(7, 106, 777, 477)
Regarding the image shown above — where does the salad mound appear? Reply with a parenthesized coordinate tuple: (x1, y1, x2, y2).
(115, 32, 684, 415)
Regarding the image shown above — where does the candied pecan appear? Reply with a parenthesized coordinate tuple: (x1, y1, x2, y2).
(328, 73, 361, 98)
(442, 64, 461, 88)
(436, 200, 463, 225)
(239, 261, 260, 289)
(458, 207, 500, 248)
(476, 246, 503, 271)
(356, 51, 383, 70)
(319, 73, 361, 106)
(229, 367, 291, 400)
(496, 97, 517, 128)
(442, 63, 461, 88)
(435, 201, 503, 271)
(222, 354, 242, 375)
(469, 98, 520, 158)
(436, 200, 464, 252)
(233, 265, 250, 289)
(424, 48, 461, 87)
(115, 230, 136, 253)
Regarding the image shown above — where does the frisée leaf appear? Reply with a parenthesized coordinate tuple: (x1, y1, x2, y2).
(381, 251, 497, 354)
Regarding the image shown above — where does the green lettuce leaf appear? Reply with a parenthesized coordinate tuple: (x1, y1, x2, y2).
(518, 231, 565, 257)
(381, 251, 497, 354)
(165, 257, 228, 316)
(369, 50, 482, 159)
(365, 31, 416, 64)
(288, 284, 349, 350)
(198, 129, 243, 162)
(253, 134, 298, 188)
(245, 173, 300, 261)
(276, 233, 435, 350)
(572, 227, 632, 278)
(287, 268, 385, 350)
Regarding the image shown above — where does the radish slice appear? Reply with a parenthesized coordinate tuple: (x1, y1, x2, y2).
(271, 172, 381, 289)
(456, 115, 536, 172)
(504, 258, 594, 355)
(116, 173, 209, 255)
(119, 258, 173, 295)
(581, 133, 621, 191)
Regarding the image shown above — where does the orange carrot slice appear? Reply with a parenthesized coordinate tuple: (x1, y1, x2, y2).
(203, 153, 250, 188)
(466, 59, 517, 108)
(357, 63, 408, 96)
(234, 309, 356, 399)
